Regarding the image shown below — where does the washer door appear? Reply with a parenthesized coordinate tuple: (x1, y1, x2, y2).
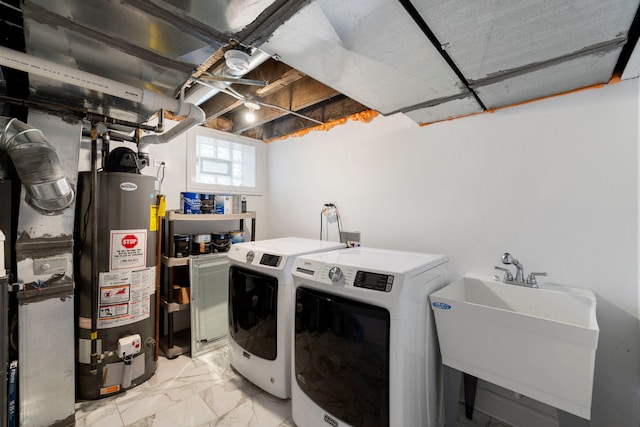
(228, 266, 278, 360)
(294, 287, 391, 427)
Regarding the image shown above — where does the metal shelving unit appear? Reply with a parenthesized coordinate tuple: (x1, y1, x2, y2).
(159, 211, 256, 359)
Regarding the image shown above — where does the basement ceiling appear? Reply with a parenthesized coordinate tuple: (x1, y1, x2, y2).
(0, 0, 639, 141)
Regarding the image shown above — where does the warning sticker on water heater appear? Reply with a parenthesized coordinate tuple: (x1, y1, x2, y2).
(109, 229, 147, 271)
(97, 267, 155, 329)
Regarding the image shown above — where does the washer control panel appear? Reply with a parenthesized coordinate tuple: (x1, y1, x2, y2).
(354, 270, 394, 292)
(259, 253, 282, 267)
(320, 264, 355, 285)
(328, 266, 343, 282)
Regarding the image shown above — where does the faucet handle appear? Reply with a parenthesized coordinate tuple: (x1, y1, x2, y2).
(494, 266, 514, 282)
(526, 272, 548, 286)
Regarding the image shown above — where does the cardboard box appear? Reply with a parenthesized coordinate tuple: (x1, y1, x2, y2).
(172, 285, 190, 304)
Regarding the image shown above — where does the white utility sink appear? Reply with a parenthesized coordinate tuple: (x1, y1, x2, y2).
(429, 275, 599, 419)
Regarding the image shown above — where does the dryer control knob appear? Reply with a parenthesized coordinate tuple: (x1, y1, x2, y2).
(328, 266, 343, 282)
(246, 251, 255, 263)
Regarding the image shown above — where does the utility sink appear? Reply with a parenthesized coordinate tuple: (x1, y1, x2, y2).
(429, 275, 599, 419)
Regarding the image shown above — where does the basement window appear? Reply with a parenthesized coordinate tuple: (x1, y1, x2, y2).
(187, 127, 264, 195)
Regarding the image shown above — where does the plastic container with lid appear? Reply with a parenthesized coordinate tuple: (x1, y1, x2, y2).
(180, 192, 201, 214)
(212, 232, 231, 252)
(192, 234, 213, 255)
(173, 234, 190, 258)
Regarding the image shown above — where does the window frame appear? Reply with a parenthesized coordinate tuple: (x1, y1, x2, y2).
(186, 126, 265, 196)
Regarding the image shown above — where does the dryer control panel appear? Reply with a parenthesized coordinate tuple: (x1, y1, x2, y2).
(354, 270, 394, 292)
(320, 264, 356, 285)
(259, 253, 282, 267)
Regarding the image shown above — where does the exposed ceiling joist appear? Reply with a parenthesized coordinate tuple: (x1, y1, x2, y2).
(253, 96, 369, 141)
(228, 75, 339, 133)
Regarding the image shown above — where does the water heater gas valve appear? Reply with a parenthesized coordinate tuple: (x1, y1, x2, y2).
(117, 334, 142, 359)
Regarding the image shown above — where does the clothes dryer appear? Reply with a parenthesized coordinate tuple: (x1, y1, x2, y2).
(227, 237, 345, 399)
(291, 247, 448, 427)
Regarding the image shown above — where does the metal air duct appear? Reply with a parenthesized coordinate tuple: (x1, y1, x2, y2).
(0, 46, 206, 165)
(0, 116, 74, 214)
(183, 48, 272, 106)
(137, 102, 206, 150)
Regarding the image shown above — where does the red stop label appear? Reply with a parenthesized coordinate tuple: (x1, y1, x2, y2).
(121, 235, 138, 249)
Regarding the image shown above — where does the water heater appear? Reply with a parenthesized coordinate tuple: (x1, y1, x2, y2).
(75, 170, 158, 399)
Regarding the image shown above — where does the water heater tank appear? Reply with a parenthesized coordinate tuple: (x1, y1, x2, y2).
(74, 171, 158, 399)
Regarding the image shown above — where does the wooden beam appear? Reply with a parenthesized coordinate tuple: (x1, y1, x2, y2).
(198, 59, 298, 119)
(243, 59, 296, 87)
(258, 96, 369, 140)
(202, 116, 234, 133)
(289, 77, 339, 111)
(200, 93, 243, 120)
(230, 76, 340, 133)
(192, 45, 229, 79)
(255, 68, 305, 96)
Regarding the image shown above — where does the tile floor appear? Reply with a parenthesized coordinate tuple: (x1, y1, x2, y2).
(74, 339, 294, 427)
(74, 339, 509, 427)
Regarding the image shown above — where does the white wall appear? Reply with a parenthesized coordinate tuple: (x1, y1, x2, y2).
(146, 121, 269, 240)
(78, 120, 269, 240)
(266, 80, 640, 426)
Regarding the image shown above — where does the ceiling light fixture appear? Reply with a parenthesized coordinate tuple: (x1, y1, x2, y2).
(244, 95, 260, 122)
(244, 99, 260, 111)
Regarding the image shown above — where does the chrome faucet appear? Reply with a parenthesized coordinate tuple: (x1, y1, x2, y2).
(494, 252, 547, 288)
(501, 253, 524, 282)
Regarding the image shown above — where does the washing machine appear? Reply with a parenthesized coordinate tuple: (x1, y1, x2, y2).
(291, 247, 449, 427)
(227, 237, 346, 399)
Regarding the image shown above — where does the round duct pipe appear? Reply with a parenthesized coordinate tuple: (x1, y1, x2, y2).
(0, 116, 74, 214)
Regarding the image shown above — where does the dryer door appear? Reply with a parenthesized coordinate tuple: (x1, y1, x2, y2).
(294, 287, 391, 427)
(228, 266, 278, 360)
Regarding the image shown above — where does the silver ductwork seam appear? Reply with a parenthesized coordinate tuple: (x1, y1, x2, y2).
(0, 116, 74, 214)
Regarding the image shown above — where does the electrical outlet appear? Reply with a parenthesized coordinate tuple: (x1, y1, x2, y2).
(153, 159, 165, 167)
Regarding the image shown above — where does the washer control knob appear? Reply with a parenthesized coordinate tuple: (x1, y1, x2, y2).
(246, 251, 255, 263)
(328, 266, 343, 282)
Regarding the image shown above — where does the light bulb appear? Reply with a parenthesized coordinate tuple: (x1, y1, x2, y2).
(245, 110, 256, 122)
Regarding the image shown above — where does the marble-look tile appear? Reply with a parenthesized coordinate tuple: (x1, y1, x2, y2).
(278, 416, 297, 427)
(75, 342, 492, 427)
(75, 397, 123, 427)
(200, 374, 264, 418)
(211, 392, 292, 427)
(115, 387, 177, 425)
(195, 348, 237, 381)
(126, 418, 154, 427)
(149, 355, 197, 384)
(76, 344, 296, 427)
(143, 394, 218, 427)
